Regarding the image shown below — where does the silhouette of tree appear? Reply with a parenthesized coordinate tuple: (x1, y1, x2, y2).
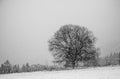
(48, 24, 99, 68)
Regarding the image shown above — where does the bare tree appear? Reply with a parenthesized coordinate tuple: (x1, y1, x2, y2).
(48, 24, 99, 69)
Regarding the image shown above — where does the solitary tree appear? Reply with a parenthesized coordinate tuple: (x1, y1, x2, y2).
(48, 24, 99, 69)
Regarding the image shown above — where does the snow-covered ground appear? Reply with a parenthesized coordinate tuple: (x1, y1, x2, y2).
(0, 66, 120, 79)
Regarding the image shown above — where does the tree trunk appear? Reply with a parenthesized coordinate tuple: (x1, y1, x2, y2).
(72, 62, 75, 69)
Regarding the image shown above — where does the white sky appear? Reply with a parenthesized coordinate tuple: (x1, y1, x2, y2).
(0, 0, 120, 65)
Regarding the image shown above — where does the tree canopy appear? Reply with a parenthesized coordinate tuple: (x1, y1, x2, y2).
(48, 24, 99, 68)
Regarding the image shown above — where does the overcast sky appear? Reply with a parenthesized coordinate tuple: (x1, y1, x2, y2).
(0, 0, 120, 65)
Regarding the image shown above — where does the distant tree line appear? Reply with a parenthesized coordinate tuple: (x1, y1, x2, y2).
(99, 52, 120, 66)
(1, 51, 120, 74)
(0, 60, 64, 74)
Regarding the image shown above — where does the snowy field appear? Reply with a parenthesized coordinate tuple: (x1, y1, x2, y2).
(0, 66, 120, 79)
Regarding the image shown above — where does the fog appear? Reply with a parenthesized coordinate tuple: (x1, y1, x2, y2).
(0, 0, 120, 65)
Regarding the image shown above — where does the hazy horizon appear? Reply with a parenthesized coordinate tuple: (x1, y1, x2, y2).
(0, 0, 120, 65)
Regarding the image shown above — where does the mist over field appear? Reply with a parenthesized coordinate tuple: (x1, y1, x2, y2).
(0, 0, 120, 79)
(0, 0, 120, 65)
